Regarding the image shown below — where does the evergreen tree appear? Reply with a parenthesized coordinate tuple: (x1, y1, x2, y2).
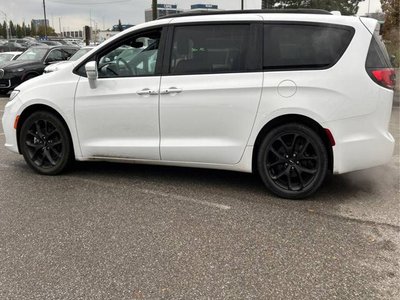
(2, 21, 7, 39)
(118, 19, 123, 31)
(16, 24, 23, 38)
(26, 25, 31, 37)
(380, 0, 399, 66)
(9, 20, 16, 37)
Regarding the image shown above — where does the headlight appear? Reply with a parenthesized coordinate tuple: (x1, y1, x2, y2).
(9, 90, 20, 101)
(0, 69, 4, 79)
(10, 68, 24, 73)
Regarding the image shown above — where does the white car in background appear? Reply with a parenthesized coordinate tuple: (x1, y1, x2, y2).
(1, 9, 396, 199)
(0, 52, 22, 64)
(44, 46, 95, 73)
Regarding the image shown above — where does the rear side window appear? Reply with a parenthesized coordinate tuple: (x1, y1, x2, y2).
(169, 25, 251, 75)
(366, 34, 391, 68)
(263, 23, 354, 71)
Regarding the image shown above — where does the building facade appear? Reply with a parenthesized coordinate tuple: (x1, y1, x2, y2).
(145, 4, 183, 22)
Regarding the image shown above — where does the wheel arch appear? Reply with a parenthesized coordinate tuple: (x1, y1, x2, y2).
(16, 104, 74, 157)
(22, 71, 41, 81)
(252, 114, 334, 173)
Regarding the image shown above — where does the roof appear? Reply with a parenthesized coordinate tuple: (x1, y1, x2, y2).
(29, 45, 79, 50)
(158, 9, 332, 20)
(0, 51, 23, 55)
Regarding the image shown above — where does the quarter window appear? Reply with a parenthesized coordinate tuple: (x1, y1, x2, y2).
(169, 25, 251, 75)
(263, 24, 354, 70)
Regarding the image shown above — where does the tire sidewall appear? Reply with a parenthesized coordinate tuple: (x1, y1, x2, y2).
(20, 111, 72, 175)
(257, 124, 328, 199)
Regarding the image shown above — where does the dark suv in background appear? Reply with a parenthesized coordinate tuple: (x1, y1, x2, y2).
(0, 45, 78, 94)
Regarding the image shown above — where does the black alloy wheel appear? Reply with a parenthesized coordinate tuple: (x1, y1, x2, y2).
(20, 111, 72, 175)
(257, 123, 328, 199)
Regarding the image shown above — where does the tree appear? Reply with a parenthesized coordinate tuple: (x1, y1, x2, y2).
(2, 21, 7, 39)
(117, 19, 123, 31)
(31, 20, 37, 36)
(36, 25, 56, 37)
(26, 24, 31, 37)
(262, 0, 362, 15)
(380, 0, 399, 66)
(16, 24, 22, 38)
(9, 20, 16, 37)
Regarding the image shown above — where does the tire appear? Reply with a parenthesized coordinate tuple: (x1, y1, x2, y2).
(19, 111, 73, 175)
(257, 123, 328, 199)
(23, 74, 37, 82)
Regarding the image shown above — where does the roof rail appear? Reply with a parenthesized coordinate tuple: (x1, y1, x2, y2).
(158, 9, 332, 20)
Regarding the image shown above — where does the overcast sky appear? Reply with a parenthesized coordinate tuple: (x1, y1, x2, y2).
(0, 0, 382, 32)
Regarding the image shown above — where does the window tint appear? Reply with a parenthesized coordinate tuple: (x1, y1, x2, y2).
(169, 25, 250, 75)
(46, 49, 64, 62)
(263, 24, 354, 70)
(98, 29, 161, 78)
(366, 34, 391, 68)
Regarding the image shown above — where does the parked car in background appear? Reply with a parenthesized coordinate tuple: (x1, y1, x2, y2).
(1, 10, 396, 199)
(0, 45, 78, 93)
(8, 39, 31, 48)
(39, 40, 63, 46)
(44, 46, 95, 73)
(0, 42, 26, 52)
(0, 52, 23, 63)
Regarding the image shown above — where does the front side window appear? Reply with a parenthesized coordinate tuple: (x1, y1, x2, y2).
(97, 29, 161, 78)
(263, 23, 354, 70)
(169, 25, 251, 75)
(46, 49, 64, 62)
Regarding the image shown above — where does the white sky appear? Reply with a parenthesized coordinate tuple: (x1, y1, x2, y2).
(0, 0, 382, 32)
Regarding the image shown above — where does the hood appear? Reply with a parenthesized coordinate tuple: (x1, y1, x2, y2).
(0, 60, 43, 70)
(44, 61, 73, 73)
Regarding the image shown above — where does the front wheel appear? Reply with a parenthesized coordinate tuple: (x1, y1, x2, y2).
(257, 123, 328, 199)
(19, 111, 73, 175)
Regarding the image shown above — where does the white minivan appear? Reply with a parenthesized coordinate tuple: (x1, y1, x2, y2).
(1, 10, 396, 199)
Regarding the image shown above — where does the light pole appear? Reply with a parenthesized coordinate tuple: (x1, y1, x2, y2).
(0, 10, 10, 39)
(241, 0, 244, 10)
(43, 0, 48, 39)
(152, 0, 157, 20)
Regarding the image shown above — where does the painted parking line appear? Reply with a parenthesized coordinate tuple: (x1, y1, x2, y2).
(141, 188, 232, 211)
(69, 176, 232, 211)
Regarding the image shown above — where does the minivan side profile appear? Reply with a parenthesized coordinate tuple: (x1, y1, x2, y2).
(1, 10, 395, 199)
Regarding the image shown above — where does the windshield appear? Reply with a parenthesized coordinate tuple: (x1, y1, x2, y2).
(69, 48, 92, 61)
(17, 48, 48, 61)
(0, 53, 14, 63)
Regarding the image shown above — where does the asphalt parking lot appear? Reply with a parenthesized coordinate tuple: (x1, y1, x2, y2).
(0, 96, 399, 299)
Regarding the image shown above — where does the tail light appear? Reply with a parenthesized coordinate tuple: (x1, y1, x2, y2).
(368, 68, 396, 90)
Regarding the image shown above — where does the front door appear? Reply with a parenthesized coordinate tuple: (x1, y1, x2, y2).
(75, 28, 164, 160)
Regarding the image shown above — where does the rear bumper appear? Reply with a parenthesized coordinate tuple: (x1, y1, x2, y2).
(326, 111, 395, 174)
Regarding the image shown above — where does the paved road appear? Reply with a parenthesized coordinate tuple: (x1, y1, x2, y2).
(0, 96, 399, 299)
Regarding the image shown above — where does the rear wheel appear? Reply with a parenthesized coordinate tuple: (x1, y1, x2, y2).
(257, 123, 328, 199)
(20, 111, 73, 175)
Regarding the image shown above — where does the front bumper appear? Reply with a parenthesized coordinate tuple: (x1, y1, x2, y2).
(0, 76, 22, 92)
(1, 97, 21, 154)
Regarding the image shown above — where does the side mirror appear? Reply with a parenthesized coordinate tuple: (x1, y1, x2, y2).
(45, 57, 56, 65)
(85, 61, 98, 89)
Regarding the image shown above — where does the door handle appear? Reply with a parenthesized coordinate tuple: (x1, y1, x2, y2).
(160, 87, 183, 95)
(137, 88, 158, 96)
